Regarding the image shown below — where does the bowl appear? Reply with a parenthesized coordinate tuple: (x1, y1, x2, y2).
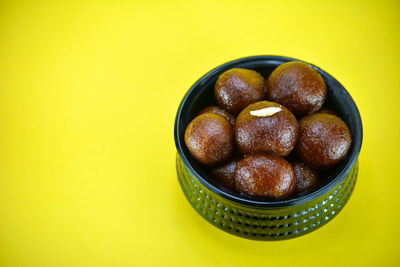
(174, 55, 363, 240)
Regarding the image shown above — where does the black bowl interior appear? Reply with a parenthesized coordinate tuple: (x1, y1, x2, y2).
(175, 55, 363, 207)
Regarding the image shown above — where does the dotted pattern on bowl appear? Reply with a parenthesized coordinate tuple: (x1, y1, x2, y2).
(176, 154, 358, 240)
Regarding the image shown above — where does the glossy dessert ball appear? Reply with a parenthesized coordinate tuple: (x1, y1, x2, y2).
(235, 101, 298, 157)
(184, 113, 234, 165)
(210, 155, 241, 191)
(295, 113, 352, 170)
(198, 105, 236, 127)
(214, 68, 266, 114)
(290, 159, 321, 194)
(234, 154, 295, 198)
(266, 61, 327, 117)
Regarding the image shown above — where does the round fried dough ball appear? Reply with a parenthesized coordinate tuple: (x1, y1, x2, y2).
(290, 159, 321, 194)
(214, 68, 266, 115)
(198, 105, 235, 127)
(234, 154, 296, 198)
(210, 155, 241, 191)
(319, 107, 337, 116)
(235, 101, 298, 157)
(295, 113, 352, 170)
(184, 113, 234, 165)
(266, 61, 327, 117)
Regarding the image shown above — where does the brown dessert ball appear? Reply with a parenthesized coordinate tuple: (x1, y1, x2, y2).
(295, 113, 352, 170)
(319, 107, 337, 116)
(198, 105, 236, 127)
(266, 61, 327, 117)
(290, 159, 321, 194)
(184, 113, 234, 165)
(235, 101, 298, 157)
(214, 68, 266, 115)
(234, 154, 296, 198)
(210, 155, 241, 191)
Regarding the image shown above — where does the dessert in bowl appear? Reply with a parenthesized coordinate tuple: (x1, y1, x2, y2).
(174, 55, 362, 240)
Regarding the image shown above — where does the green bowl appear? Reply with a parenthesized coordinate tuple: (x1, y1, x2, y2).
(174, 56, 363, 240)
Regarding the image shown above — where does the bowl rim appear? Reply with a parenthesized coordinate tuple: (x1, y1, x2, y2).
(174, 55, 363, 208)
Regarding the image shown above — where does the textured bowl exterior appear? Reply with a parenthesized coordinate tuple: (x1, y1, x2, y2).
(176, 153, 358, 240)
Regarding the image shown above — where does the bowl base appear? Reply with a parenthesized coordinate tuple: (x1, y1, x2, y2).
(176, 153, 358, 241)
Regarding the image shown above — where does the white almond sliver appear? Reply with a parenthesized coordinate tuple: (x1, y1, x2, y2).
(249, 107, 282, 117)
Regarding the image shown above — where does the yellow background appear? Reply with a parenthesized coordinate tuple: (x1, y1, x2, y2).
(0, 0, 399, 266)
